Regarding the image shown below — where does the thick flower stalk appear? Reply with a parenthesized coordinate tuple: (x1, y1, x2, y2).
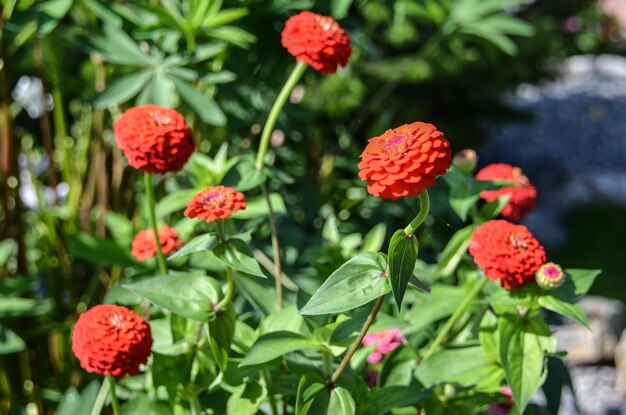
(281, 11, 352, 75)
(358, 122, 452, 200)
(131, 226, 183, 262)
(114, 104, 195, 174)
(469, 219, 546, 289)
(184, 185, 247, 223)
(71, 304, 152, 378)
(476, 163, 537, 221)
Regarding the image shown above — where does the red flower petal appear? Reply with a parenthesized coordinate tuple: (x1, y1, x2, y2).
(476, 163, 537, 221)
(184, 186, 247, 223)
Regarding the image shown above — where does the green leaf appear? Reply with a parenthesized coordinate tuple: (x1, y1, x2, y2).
(93, 70, 152, 108)
(0, 239, 16, 267)
(105, 212, 134, 247)
(388, 230, 418, 310)
(66, 233, 137, 267)
(85, 23, 152, 66)
(416, 345, 503, 391)
(221, 157, 266, 192)
(477, 194, 510, 221)
(499, 314, 556, 413)
(229, 194, 286, 220)
(449, 187, 481, 221)
(204, 8, 250, 27)
(0, 298, 53, 318)
(151, 353, 191, 399)
(299, 252, 389, 315)
(120, 394, 171, 415)
(361, 223, 387, 253)
(0, 325, 25, 354)
(156, 189, 197, 219)
(538, 295, 589, 329)
(169, 76, 226, 126)
(240, 331, 320, 366)
(404, 286, 466, 334)
(331, 0, 353, 19)
(208, 305, 236, 371)
(363, 386, 431, 415)
(167, 233, 217, 261)
(567, 268, 601, 296)
(124, 274, 222, 321)
(213, 238, 265, 278)
(327, 387, 355, 415)
(296, 376, 327, 415)
(226, 380, 267, 415)
(137, 72, 175, 107)
(56, 381, 101, 415)
(433, 225, 474, 279)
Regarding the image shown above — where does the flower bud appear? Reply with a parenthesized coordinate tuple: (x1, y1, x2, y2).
(535, 262, 565, 290)
(452, 149, 478, 175)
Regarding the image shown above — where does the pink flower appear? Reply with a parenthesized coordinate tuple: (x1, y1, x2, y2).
(489, 386, 514, 414)
(362, 329, 403, 364)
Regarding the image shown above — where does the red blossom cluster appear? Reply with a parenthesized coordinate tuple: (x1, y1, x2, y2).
(184, 185, 247, 223)
(358, 122, 452, 200)
(131, 225, 183, 262)
(71, 304, 152, 378)
(476, 163, 537, 221)
(281, 11, 352, 75)
(114, 104, 195, 174)
(469, 220, 546, 289)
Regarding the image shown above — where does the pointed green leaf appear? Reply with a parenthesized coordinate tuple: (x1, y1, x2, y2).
(566, 268, 601, 296)
(168, 233, 217, 261)
(539, 295, 589, 329)
(240, 331, 320, 366)
(213, 238, 265, 278)
(299, 252, 389, 315)
(93, 71, 152, 108)
(327, 387, 355, 415)
(124, 274, 222, 321)
(156, 189, 197, 219)
(499, 315, 556, 413)
(0, 325, 25, 354)
(388, 229, 418, 310)
(169, 76, 226, 126)
(208, 305, 236, 371)
(363, 386, 431, 415)
(226, 379, 267, 415)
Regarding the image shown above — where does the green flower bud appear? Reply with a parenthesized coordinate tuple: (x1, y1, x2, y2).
(535, 262, 565, 290)
(452, 149, 478, 175)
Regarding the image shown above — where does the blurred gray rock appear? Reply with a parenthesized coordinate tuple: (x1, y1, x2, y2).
(614, 330, 626, 393)
(554, 296, 624, 364)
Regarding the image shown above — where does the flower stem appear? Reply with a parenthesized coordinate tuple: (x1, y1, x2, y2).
(330, 295, 385, 385)
(144, 173, 167, 275)
(215, 267, 234, 311)
(404, 191, 430, 236)
(262, 368, 279, 415)
(262, 183, 284, 309)
(255, 61, 307, 170)
(422, 277, 488, 361)
(107, 375, 121, 415)
(90, 378, 110, 415)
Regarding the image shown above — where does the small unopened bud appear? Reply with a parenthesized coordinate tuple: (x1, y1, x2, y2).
(536, 262, 565, 290)
(452, 149, 478, 175)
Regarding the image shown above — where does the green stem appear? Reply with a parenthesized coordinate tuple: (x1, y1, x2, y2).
(404, 191, 430, 235)
(215, 267, 234, 311)
(90, 378, 110, 415)
(215, 219, 227, 242)
(255, 61, 308, 170)
(107, 375, 122, 415)
(330, 295, 385, 385)
(144, 173, 167, 275)
(261, 369, 279, 415)
(322, 350, 333, 377)
(262, 183, 284, 309)
(422, 278, 488, 360)
(189, 394, 201, 415)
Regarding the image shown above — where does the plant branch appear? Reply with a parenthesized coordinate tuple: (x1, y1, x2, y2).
(144, 173, 167, 275)
(262, 182, 284, 308)
(107, 375, 121, 415)
(422, 277, 488, 361)
(330, 295, 385, 385)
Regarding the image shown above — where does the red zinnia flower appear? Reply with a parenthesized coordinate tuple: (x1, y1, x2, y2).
(131, 226, 183, 262)
(184, 185, 246, 223)
(71, 304, 152, 378)
(476, 163, 537, 221)
(358, 122, 452, 200)
(281, 11, 352, 75)
(469, 220, 546, 290)
(114, 104, 195, 174)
